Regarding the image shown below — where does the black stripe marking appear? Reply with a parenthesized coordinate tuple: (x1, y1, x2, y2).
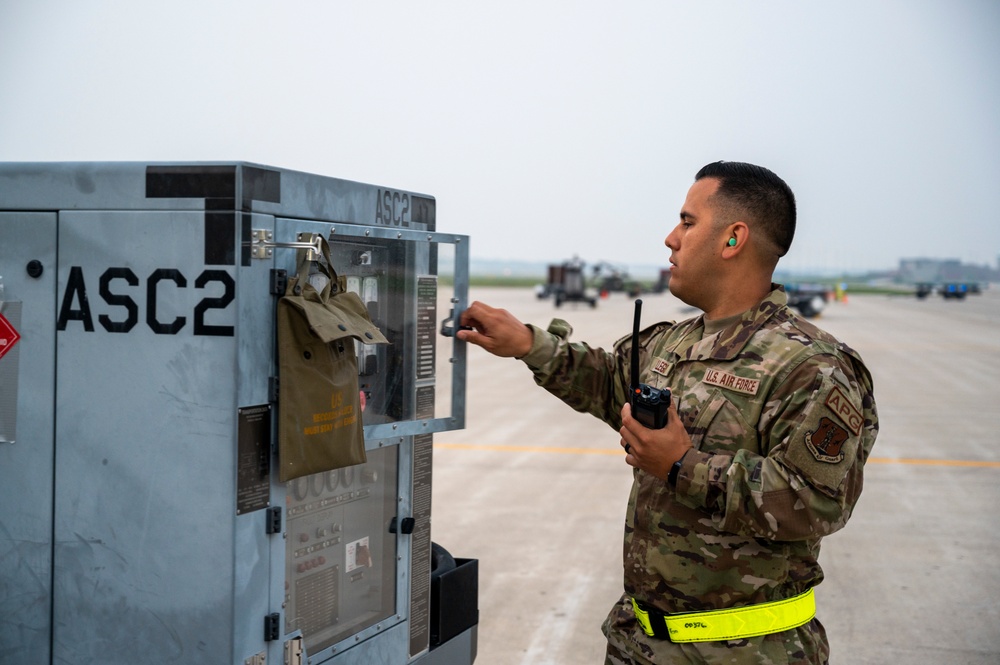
(146, 165, 281, 267)
(146, 166, 236, 199)
(241, 213, 253, 267)
(205, 212, 236, 265)
(242, 166, 280, 209)
(411, 195, 436, 232)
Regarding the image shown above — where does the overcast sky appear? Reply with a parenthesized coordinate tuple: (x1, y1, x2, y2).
(2, 0, 998, 275)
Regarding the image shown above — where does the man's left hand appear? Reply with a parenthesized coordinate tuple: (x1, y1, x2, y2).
(620, 401, 693, 481)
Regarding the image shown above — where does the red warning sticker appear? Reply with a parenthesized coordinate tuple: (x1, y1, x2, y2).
(0, 313, 21, 361)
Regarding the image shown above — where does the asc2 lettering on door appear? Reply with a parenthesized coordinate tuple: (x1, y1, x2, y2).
(56, 266, 235, 337)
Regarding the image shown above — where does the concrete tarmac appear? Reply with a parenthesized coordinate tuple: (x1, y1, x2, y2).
(431, 286, 1000, 665)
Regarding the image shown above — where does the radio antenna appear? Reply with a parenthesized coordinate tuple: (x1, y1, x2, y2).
(627, 298, 669, 429)
(630, 299, 642, 396)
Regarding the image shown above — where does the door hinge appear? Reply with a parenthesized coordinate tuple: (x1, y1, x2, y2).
(266, 506, 282, 535)
(270, 268, 287, 296)
(264, 612, 281, 642)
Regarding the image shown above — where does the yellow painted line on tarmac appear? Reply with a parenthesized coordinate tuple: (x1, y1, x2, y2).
(867, 457, 1000, 469)
(435, 442, 621, 456)
(434, 442, 1000, 468)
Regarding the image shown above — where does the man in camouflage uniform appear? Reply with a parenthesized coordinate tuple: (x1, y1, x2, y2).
(457, 161, 878, 664)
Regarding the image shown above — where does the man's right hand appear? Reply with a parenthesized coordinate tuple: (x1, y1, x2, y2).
(456, 301, 534, 358)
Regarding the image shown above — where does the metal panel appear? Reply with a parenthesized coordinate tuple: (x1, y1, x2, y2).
(0, 212, 58, 665)
(269, 218, 411, 662)
(52, 210, 242, 664)
(233, 213, 278, 665)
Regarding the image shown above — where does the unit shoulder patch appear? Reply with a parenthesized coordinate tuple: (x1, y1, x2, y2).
(824, 385, 863, 435)
(702, 369, 760, 395)
(805, 416, 849, 463)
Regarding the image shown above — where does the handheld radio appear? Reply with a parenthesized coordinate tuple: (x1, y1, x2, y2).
(630, 299, 670, 429)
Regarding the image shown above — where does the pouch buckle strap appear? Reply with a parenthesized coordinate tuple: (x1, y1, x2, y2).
(632, 588, 816, 643)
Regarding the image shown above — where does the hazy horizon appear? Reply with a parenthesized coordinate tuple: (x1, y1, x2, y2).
(2, 1, 997, 275)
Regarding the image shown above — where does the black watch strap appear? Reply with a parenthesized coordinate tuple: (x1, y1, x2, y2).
(668, 451, 689, 487)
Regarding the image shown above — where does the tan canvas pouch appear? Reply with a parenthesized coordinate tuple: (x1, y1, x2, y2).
(276, 237, 389, 482)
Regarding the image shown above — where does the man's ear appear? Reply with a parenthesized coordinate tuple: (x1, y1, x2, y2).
(722, 221, 750, 257)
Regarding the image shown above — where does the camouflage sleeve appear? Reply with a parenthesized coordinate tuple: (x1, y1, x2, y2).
(520, 319, 631, 431)
(674, 353, 877, 541)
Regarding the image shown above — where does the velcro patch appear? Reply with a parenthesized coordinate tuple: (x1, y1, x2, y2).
(824, 386, 863, 435)
(805, 417, 849, 463)
(651, 357, 670, 375)
(702, 369, 760, 395)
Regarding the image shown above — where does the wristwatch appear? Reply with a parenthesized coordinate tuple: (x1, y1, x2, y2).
(668, 451, 689, 487)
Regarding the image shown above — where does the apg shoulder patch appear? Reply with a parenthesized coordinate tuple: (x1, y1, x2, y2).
(824, 385, 863, 435)
(805, 417, 849, 463)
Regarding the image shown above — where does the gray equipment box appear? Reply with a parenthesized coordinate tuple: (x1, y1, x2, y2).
(0, 162, 474, 665)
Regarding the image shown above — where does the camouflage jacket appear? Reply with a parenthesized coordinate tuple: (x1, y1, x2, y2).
(521, 286, 878, 618)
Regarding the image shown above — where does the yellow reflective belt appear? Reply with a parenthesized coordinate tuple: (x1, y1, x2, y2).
(632, 588, 816, 643)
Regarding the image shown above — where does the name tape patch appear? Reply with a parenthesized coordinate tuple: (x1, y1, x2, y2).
(824, 385, 863, 435)
(703, 369, 760, 396)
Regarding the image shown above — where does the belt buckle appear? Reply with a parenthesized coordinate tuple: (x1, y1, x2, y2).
(631, 598, 672, 641)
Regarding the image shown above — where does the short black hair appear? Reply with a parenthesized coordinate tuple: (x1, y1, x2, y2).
(695, 161, 796, 258)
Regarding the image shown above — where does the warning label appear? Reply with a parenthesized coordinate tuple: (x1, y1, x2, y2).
(0, 313, 20, 362)
(346, 536, 372, 573)
(0, 305, 22, 444)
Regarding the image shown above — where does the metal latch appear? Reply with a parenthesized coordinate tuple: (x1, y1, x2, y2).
(251, 230, 323, 260)
(284, 637, 303, 665)
(389, 516, 416, 535)
(440, 306, 472, 338)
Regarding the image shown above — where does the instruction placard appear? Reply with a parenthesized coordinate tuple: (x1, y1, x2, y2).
(237, 404, 271, 514)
